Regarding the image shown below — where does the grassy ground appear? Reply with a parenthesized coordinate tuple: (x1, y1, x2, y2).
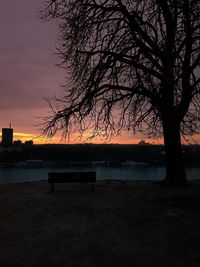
(0, 180, 200, 267)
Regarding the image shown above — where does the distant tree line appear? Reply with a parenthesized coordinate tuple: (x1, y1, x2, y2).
(1, 144, 200, 167)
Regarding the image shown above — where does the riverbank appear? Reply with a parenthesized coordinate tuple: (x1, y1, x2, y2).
(0, 180, 200, 267)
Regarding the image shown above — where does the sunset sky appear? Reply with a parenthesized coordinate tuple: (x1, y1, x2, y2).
(0, 1, 198, 145)
(0, 0, 63, 143)
(0, 0, 140, 144)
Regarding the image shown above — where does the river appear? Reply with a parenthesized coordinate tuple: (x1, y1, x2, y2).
(0, 161, 200, 184)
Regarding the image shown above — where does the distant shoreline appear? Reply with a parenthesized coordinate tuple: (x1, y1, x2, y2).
(1, 143, 200, 167)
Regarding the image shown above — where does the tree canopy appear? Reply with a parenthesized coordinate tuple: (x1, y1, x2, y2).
(41, 0, 200, 185)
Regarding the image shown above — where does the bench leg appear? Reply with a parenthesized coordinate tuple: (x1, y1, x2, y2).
(50, 182, 54, 193)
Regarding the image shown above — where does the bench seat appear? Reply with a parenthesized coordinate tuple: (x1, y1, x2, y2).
(48, 171, 96, 192)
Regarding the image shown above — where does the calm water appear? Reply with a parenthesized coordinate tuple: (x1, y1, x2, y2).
(0, 162, 200, 184)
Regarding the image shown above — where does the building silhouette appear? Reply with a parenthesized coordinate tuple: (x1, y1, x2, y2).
(2, 127, 13, 147)
(13, 140, 22, 146)
(25, 140, 33, 147)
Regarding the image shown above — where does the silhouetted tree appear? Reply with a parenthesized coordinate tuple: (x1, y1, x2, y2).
(42, 0, 200, 186)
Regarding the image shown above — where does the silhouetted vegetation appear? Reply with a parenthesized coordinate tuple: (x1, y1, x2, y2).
(42, 1, 200, 186)
(1, 144, 200, 167)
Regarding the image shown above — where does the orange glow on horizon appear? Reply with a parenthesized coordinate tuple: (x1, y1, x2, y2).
(1, 130, 200, 145)
(13, 132, 164, 145)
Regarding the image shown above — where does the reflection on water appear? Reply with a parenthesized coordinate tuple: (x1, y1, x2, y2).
(0, 162, 199, 184)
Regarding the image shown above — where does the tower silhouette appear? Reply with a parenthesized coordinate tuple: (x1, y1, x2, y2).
(2, 124, 13, 147)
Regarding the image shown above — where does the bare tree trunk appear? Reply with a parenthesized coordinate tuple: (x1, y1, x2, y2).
(162, 118, 187, 187)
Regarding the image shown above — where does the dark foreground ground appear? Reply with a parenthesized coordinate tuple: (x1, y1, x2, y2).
(0, 180, 200, 267)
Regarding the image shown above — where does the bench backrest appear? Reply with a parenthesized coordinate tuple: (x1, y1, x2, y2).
(48, 171, 96, 183)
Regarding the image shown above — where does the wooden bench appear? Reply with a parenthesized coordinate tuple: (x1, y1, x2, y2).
(48, 171, 96, 192)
